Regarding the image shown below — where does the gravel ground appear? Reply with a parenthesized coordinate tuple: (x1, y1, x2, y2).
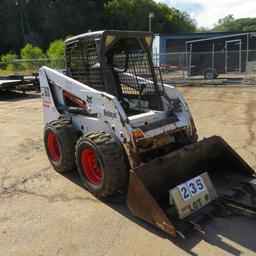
(0, 87, 256, 256)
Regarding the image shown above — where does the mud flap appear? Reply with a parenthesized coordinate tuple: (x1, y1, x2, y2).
(127, 136, 256, 238)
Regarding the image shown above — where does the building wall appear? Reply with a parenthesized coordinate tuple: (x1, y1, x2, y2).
(153, 32, 251, 65)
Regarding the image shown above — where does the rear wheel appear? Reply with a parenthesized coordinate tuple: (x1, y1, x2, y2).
(75, 132, 128, 198)
(44, 120, 77, 173)
(204, 69, 218, 80)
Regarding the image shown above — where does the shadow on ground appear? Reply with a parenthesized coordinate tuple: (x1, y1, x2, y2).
(62, 170, 256, 256)
(0, 90, 40, 101)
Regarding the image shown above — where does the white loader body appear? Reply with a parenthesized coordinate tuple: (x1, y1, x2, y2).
(39, 31, 256, 238)
(39, 66, 196, 167)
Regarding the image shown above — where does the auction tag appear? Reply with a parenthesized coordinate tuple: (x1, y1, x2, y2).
(178, 175, 206, 200)
(169, 172, 217, 219)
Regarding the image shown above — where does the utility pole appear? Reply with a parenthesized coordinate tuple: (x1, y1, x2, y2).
(149, 12, 154, 32)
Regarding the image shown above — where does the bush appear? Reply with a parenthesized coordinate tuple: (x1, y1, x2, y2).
(21, 44, 45, 59)
(46, 39, 65, 69)
(20, 44, 46, 71)
(1, 53, 18, 73)
(1, 53, 17, 65)
(47, 39, 65, 58)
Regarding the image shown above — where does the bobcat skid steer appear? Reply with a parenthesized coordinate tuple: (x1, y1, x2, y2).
(39, 30, 256, 238)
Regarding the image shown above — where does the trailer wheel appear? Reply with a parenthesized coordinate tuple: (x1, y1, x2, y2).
(75, 132, 128, 198)
(204, 69, 218, 80)
(44, 120, 77, 173)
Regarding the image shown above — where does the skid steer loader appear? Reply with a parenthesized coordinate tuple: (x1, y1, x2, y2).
(39, 30, 256, 238)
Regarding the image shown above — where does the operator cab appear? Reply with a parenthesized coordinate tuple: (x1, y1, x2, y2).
(65, 30, 163, 116)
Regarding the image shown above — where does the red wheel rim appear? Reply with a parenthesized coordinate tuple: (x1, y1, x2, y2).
(81, 149, 102, 185)
(47, 132, 61, 162)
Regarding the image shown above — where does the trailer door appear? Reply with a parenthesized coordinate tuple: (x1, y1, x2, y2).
(225, 39, 241, 73)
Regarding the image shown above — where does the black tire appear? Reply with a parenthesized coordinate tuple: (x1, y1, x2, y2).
(44, 119, 77, 173)
(75, 132, 129, 198)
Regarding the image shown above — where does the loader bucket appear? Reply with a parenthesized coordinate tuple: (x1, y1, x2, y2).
(127, 136, 256, 238)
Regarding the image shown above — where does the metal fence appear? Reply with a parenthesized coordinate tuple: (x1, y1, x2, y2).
(152, 52, 187, 82)
(1, 51, 256, 86)
(0, 58, 65, 76)
(152, 50, 256, 86)
(152, 47, 256, 86)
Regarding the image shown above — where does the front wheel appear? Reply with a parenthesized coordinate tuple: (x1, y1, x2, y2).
(75, 132, 129, 198)
(44, 120, 77, 173)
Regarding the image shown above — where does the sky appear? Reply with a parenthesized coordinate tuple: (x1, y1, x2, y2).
(155, 0, 256, 28)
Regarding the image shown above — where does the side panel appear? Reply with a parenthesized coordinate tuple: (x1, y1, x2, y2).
(71, 115, 114, 138)
(163, 84, 197, 142)
(39, 68, 60, 123)
(127, 171, 176, 237)
(39, 66, 133, 145)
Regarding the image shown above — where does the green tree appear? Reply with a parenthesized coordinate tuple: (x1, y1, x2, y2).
(236, 17, 256, 31)
(104, 0, 196, 33)
(47, 39, 65, 58)
(213, 15, 242, 32)
(152, 2, 196, 32)
(196, 27, 209, 33)
(1, 53, 18, 72)
(46, 39, 65, 68)
(0, 0, 196, 56)
(212, 15, 256, 32)
(21, 44, 45, 59)
(21, 44, 46, 71)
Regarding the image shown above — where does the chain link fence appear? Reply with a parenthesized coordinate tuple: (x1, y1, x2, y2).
(152, 52, 187, 83)
(0, 58, 65, 76)
(1, 50, 256, 87)
(152, 49, 256, 86)
(152, 33, 256, 86)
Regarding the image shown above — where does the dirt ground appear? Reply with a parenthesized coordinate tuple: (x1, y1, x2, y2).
(0, 87, 256, 256)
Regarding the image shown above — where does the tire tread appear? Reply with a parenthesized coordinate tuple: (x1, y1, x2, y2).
(75, 131, 128, 198)
(44, 119, 77, 173)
